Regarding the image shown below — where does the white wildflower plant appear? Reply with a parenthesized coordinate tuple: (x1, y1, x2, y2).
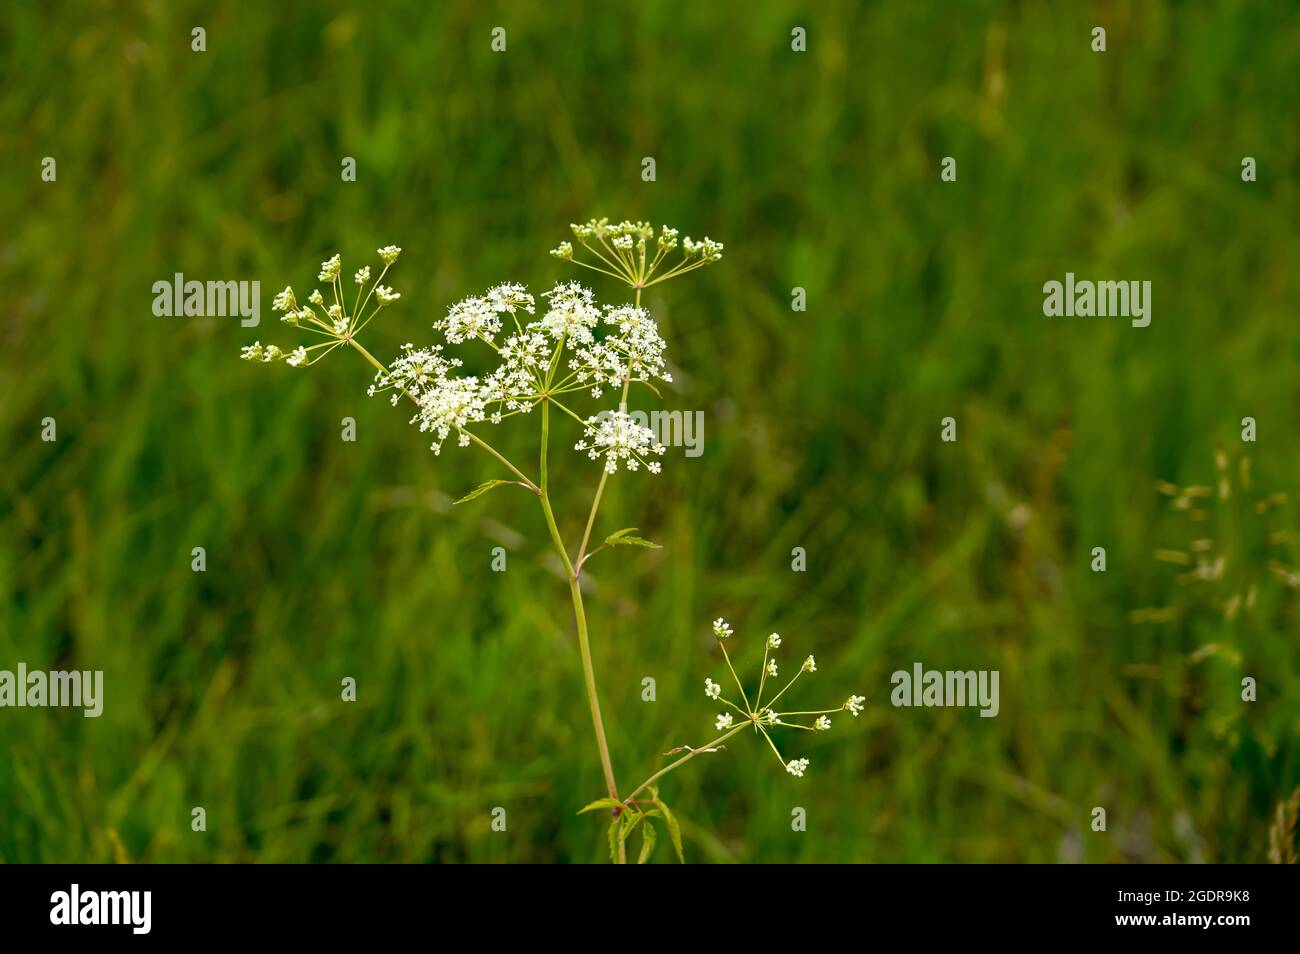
(243, 221, 860, 865)
(583, 618, 864, 861)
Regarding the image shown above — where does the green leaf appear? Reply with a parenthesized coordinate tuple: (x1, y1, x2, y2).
(657, 799, 685, 863)
(453, 479, 516, 505)
(636, 378, 663, 399)
(577, 797, 623, 816)
(604, 527, 661, 549)
(607, 818, 621, 863)
(637, 821, 657, 864)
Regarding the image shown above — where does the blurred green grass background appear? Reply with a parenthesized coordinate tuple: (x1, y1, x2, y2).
(2, 0, 1299, 863)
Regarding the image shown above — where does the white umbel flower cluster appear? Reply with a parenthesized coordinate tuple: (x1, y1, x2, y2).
(538, 282, 600, 345)
(364, 276, 675, 469)
(439, 284, 536, 344)
(243, 246, 405, 369)
(574, 411, 666, 474)
(690, 617, 862, 783)
(367, 343, 460, 406)
(414, 377, 490, 454)
(249, 224, 713, 472)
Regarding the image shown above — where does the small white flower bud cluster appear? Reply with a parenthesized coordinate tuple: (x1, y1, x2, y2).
(559, 218, 722, 289)
(244, 246, 405, 370)
(689, 617, 862, 782)
(318, 254, 341, 282)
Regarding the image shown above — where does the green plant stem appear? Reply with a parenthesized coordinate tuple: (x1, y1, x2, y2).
(575, 287, 641, 566)
(622, 722, 749, 805)
(540, 401, 625, 861)
(348, 335, 626, 860)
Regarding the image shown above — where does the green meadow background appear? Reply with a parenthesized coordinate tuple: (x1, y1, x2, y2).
(2, 0, 1299, 863)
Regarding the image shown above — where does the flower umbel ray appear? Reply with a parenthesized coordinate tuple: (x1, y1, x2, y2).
(617, 618, 863, 815)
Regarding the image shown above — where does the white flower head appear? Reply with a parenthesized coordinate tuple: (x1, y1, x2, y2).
(762, 708, 780, 726)
(439, 284, 533, 345)
(802, 655, 817, 673)
(845, 694, 865, 717)
(318, 254, 341, 282)
(705, 678, 721, 700)
(538, 282, 599, 345)
(308, 289, 324, 306)
(715, 713, 733, 731)
(767, 632, 781, 649)
(411, 375, 491, 454)
(766, 658, 778, 678)
(377, 245, 402, 265)
(712, 618, 732, 640)
(271, 286, 296, 312)
(355, 266, 371, 285)
(375, 285, 400, 304)
(814, 716, 831, 731)
(785, 758, 809, 778)
(683, 236, 724, 262)
(368, 343, 458, 404)
(286, 346, 308, 367)
(550, 241, 573, 261)
(573, 410, 666, 474)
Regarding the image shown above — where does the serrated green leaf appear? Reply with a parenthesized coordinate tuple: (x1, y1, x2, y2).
(453, 479, 516, 505)
(607, 818, 621, 863)
(604, 527, 660, 549)
(578, 797, 623, 815)
(637, 821, 657, 864)
(657, 799, 685, 863)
